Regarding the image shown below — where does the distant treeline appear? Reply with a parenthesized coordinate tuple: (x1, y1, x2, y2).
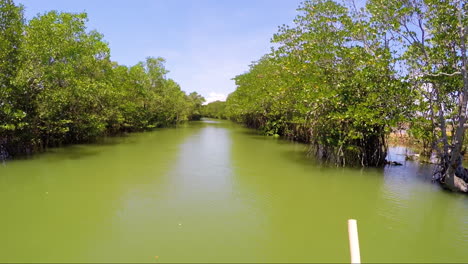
(0, 0, 204, 157)
(201, 101, 227, 120)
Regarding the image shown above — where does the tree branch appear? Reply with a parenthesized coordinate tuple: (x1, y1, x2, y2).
(424, 72, 462, 77)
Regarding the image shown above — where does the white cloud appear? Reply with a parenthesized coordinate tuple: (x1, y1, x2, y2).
(204, 92, 227, 104)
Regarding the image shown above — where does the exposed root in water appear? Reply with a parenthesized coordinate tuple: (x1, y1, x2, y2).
(433, 151, 468, 193)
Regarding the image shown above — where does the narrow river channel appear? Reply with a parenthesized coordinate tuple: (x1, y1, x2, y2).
(1, 119, 467, 263)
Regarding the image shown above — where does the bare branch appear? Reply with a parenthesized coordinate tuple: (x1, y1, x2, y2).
(424, 72, 462, 77)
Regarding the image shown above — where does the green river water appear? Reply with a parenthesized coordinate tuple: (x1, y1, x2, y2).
(1, 119, 467, 263)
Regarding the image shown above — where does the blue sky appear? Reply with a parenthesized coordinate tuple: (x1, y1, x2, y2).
(16, 0, 301, 103)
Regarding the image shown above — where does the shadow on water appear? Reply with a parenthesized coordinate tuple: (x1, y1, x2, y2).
(43, 146, 102, 161)
(2, 128, 181, 163)
(239, 130, 263, 137)
(280, 149, 319, 168)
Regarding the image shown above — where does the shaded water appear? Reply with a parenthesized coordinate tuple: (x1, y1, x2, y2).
(1, 119, 467, 263)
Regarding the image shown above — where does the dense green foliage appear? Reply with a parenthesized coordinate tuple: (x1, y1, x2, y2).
(357, 0, 468, 192)
(226, 0, 468, 193)
(367, 0, 466, 158)
(186, 92, 206, 121)
(226, 0, 414, 166)
(201, 101, 227, 119)
(0, 0, 204, 157)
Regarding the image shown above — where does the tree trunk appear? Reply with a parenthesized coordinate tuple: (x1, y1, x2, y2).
(444, 3, 468, 191)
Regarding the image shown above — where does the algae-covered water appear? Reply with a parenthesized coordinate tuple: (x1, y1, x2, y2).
(1, 119, 467, 263)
